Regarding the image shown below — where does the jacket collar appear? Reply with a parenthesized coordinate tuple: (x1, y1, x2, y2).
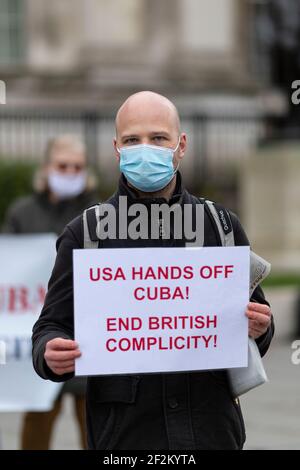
(117, 172, 184, 206)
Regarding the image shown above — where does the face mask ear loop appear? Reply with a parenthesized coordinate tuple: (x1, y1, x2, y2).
(173, 136, 181, 153)
(173, 136, 181, 175)
(174, 161, 180, 175)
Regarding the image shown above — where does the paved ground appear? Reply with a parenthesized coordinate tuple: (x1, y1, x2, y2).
(1, 288, 300, 450)
(241, 287, 300, 450)
(242, 338, 300, 450)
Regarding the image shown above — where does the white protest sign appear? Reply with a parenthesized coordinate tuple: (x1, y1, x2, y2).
(0, 235, 62, 412)
(74, 246, 250, 376)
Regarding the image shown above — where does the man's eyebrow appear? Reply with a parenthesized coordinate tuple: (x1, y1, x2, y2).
(120, 134, 140, 141)
(149, 131, 171, 137)
(120, 131, 171, 141)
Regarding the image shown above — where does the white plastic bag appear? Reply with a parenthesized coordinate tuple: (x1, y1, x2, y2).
(228, 251, 271, 397)
(228, 337, 268, 397)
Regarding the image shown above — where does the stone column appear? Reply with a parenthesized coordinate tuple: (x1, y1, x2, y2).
(241, 142, 300, 271)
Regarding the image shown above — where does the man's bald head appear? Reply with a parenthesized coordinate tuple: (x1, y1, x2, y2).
(115, 91, 181, 138)
(113, 91, 187, 178)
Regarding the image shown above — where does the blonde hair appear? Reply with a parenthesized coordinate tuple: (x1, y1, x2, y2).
(33, 134, 97, 193)
(44, 135, 86, 163)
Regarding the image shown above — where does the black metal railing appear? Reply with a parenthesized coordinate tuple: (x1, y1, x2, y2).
(0, 107, 266, 187)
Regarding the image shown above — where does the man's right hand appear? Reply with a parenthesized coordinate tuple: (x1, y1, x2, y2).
(44, 338, 81, 375)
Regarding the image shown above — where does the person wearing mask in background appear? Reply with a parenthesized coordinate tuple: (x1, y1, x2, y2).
(2, 135, 98, 449)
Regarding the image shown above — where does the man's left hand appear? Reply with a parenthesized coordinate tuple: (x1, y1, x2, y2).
(246, 302, 272, 339)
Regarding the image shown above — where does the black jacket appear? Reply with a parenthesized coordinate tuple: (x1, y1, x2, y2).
(2, 190, 96, 235)
(32, 173, 274, 450)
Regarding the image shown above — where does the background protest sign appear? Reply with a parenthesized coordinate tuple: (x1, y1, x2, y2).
(0, 235, 62, 412)
(74, 246, 250, 376)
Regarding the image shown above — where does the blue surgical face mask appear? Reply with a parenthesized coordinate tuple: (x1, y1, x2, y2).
(117, 138, 180, 192)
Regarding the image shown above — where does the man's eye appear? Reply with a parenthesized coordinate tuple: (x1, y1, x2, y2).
(153, 136, 166, 142)
(124, 138, 138, 144)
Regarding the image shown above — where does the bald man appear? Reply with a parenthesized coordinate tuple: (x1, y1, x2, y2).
(32, 91, 274, 450)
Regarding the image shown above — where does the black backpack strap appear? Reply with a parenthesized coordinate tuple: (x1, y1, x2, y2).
(200, 198, 235, 247)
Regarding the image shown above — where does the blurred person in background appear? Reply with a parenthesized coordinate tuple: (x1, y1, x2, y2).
(2, 135, 98, 449)
(2, 135, 97, 234)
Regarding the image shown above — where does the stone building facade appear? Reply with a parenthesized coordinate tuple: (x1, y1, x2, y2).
(0, 0, 260, 107)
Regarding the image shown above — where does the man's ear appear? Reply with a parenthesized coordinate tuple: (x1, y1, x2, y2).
(113, 138, 120, 161)
(178, 133, 187, 160)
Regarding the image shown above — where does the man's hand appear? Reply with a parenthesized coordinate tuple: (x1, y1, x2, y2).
(246, 302, 272, 339)
(44, 338, 81, 376)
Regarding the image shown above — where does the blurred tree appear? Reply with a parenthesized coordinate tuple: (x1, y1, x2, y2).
(0, 161, 36, 227)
